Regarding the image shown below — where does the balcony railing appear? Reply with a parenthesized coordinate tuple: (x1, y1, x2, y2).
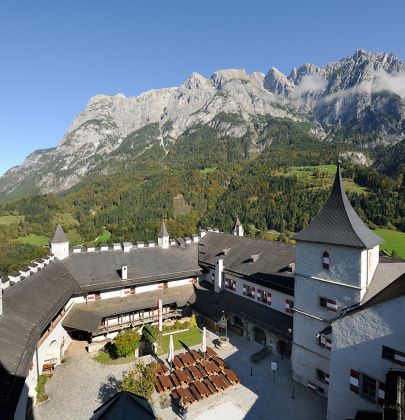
(95, 309, 183, 336)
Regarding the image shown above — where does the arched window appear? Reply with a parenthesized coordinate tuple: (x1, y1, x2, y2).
(322, 252, 330, 269)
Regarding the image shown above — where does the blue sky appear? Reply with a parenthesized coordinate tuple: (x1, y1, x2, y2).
(1, 0, 404, 175)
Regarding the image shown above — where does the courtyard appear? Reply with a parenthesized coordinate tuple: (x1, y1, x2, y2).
(34, 331, 326, 420)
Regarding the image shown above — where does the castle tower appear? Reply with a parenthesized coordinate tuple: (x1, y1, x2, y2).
(291, 162, 382, 395)
(233, 216, 244, 237)
(50, 224, 69, 260)
(157, 220, 169, 249)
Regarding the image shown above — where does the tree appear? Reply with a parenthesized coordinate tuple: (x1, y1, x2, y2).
(120, 362, 157, 400)
(142, 324, 158, 344)
(113, 330, 140, 357)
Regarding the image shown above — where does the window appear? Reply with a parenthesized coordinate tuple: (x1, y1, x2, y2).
(225, 278, 236, 291)
(322, 252, 330, 270)
(320, 297, 337, 312)
(382, 345, 396, 361)
(361, 374, 377, 401)
(243, 284, 255, 299)
(317, 335, 332, 350)
(316, 369, 330, 385)
(382, 345, 405, 366)
(257, 289, 271, 305)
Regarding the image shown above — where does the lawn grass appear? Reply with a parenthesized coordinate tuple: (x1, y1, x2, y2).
(94, 230, 111, 245)
(17, 234, 49, 246)
(156, 327, 202, 355)
(0, 215, 24, 225)
(95, 351, 137, 365)
(375, 229, 405, 259)
(273, 164, 367, 194)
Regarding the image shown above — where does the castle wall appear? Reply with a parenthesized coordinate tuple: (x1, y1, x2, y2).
(328, 295, 405, 420)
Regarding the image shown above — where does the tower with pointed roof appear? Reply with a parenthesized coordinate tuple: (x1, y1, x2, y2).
(157, 220, 169, 249)
(291, 162, 383, 395)
(50, 224, 69, 260)
(233, 216, 244, 237)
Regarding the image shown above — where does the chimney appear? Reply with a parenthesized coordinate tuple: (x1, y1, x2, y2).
(214, 258, 224, 293)
(121, 265, 128, 280)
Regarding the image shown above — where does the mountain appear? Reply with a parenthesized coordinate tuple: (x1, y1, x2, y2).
(1, 49, 405, 199)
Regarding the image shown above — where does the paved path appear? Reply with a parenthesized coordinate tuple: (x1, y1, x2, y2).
(35, 333, 327, 420)
(34, 342, 129, 420)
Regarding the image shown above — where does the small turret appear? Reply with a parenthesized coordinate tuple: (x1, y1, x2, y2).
(50, 224, 69, 260)
(157, 220, 169, 249)
(233, 216, 244, 237)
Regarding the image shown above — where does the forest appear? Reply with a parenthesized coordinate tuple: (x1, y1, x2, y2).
(0, 130, 404, 275)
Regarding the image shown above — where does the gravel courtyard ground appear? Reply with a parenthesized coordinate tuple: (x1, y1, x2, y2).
(34, 332, 327, 420)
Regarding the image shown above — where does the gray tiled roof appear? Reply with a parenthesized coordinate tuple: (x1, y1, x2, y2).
(62, 244, 201, 293)
(0, 261, 79, 417)
(199, 232, 295, 295)
(292, 164, 383, 249)
(158, 220, 169, 237)
(193, 281, 293, 339)
(51, 224, 69, 244)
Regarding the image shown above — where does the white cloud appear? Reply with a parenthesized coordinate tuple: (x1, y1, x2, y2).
(373, 69, 405, 97)
(295, 74, 327, 95)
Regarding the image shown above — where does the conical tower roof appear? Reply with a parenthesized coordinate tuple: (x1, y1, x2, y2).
(234, 216, 242, 227)
(51, 224, 69, 244)
(158, 220, 169, 237)
(292, 163, 383, 249)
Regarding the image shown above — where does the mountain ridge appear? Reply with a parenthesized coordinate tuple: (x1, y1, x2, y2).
(1, 49, 405, 199)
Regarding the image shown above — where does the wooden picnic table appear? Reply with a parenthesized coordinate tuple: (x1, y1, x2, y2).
(156, 362, 168, 375)
(179, 352, 195, 366)
(196, 364, 208, 377)
(195, 380, 211, 397)
(203, 378, 217, 394)
(177, 386, 195, 406)
(201, 360, 218, 375)
(174, 369, 188, 385)
(158, 374, 174, 391)
(224, 369, 240, 383)
(219, 373, 232, 388)
(212, 355, 226, 370)
(155, 378, 164, 393)
(170, 373, 181, 388)
(173, 356, 183, 370)
(206, 346, 217, 358)
(189, 384, 202, 401)
(210, 374, 226, 390)
(191, 350, 203, 362)
(188, 365, 203, 380)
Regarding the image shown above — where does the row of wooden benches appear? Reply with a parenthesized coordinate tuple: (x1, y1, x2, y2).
(155, 362, 239, 393)
(171, 373, 238, 406)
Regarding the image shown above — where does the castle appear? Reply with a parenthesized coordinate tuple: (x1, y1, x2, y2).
(0, 165, 404, 420)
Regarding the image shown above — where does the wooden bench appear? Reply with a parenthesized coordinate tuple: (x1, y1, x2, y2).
(179, 352, 194, 366)
(219, 373, 232, 388)
(191, 350, 203, 363)
(154, 378, 164, 393)
(206, 347, 217, 358)
(188, 365, 203, 380)
(170, 373, 181, 388)
(177, 387, 195, 406)
(203, 378, 217, 394)
(173, 356, 183, 370)
(195, 380, 211, 397)
(158, 374, 174, 391)
(224, 369, 240, 384)
(189, 384, 203, 401)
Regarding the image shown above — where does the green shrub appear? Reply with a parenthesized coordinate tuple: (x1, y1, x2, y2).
(113, 329, 140, 357)
(142, 324, 158, 344)
(36, 375, 48, 403)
